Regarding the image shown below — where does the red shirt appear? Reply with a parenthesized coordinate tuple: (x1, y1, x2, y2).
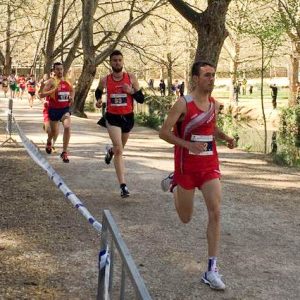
(47, 78, 72, 109)
(174, 95, 219, 174)
(106, 73, 133, 115)
(27, 80, 36, 92)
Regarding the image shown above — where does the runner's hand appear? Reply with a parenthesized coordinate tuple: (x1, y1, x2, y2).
(187, 142, 207, 154)
(226, 137, 237, 149)
(96, 99, 102, 108)
(122, 83, 134, 94)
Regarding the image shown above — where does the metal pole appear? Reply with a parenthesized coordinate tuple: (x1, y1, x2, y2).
(97, 214, 108, 300)
(1, 98, 18, 146)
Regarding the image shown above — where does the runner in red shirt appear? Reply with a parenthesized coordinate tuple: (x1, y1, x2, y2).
(38, 72, 58, 153)
(95, 50, 144, 198)
(39, 62, 74, 163)
(159, 61, 236, 291)
(18, 75, 26, 100)
(26, 75, 36, 108)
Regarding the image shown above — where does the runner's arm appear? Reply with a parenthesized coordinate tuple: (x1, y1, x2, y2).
(95, 77, 106, 108)
(38, 79, 56, 98)
(128, 73, 144, 103)
(159, 98, 207, 154)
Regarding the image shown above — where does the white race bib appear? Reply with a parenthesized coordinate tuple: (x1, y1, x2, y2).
(110, 93, 127, 107)
(58, 91, 70, 102)
(190, 134, 213, 156)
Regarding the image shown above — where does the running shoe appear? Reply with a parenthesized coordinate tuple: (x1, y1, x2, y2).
(120, 185, 130, 198)
(201, 270, 225, 290)
(161, 172, 174, 192)
(104, 145, 114, 165)
(45, 141, 52, 154)
(60, 151, 69, 163)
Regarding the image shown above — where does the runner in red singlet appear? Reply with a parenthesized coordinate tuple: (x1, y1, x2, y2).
(26, 75, 36, 108)
(159, 61, 236, 291)
(18, 75, 26, 100)
(39, 62, 74, 163)
(38, 72, 58, 153)
(95, 50, 144, 198)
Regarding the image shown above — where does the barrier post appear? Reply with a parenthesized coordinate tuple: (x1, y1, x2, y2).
(1, 98, 18, 146)
(97, 210, 152, 300)
(97, 215, 109, 300)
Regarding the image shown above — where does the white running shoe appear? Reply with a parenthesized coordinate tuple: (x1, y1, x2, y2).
(201, 270, 225, 290)
(104, 144, 114, 165)
(161, 173, 174, 192)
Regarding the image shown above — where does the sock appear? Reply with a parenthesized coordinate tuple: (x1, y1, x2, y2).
(208, 257, 217, 272)
(120, 183, 126, 189)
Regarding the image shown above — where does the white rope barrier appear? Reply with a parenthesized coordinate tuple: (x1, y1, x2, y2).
(12, 116, 102, 233)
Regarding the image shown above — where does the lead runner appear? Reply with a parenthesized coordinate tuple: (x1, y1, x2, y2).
(159, 61, 236, 290)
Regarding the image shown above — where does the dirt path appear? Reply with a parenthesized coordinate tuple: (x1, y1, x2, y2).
(0, 96, 299, 300)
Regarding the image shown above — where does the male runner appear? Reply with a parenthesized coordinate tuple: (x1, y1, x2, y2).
(95, 50, 144, 198)
(18, 74, 26, 100)
(39, 62, 74, 163)
(159, 61, 236, 290)
(38, 73, 58, 153)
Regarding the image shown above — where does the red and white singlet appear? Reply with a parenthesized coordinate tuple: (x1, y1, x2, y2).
(106, 72, 133, 115)
(174, 95, 219, 174)
(27, 80, 36, 92)
(47, 78, 72, 109)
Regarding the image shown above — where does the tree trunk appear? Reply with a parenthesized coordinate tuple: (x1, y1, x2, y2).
(195, 13, 229, 66)
(260, 41, 267, 154)
(3, 4, 12, 75)
(168, 0, 231, 66)
(43, 0, 61, 74)
(288, 52, 299, 107)
(72, 60, 96, 117)
(166, 53, 173, 96)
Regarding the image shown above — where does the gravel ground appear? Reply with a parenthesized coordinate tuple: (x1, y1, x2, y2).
(0, 97, 299, 300)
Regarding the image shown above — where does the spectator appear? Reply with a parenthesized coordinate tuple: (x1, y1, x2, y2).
(242, 78, 247, 95)
(270, 83, 278, 109)
(249, 85, 253, 95)
(159, 79, 166, 96)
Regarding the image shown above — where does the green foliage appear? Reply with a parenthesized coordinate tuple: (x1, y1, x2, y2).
(135, 113, 161, 130)
(217, 105, 250, 141)
(274, 105, 300, 166)
(144, 93, 175, 121)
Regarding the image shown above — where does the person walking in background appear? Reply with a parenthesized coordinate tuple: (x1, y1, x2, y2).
(242, 78, 247, 95)
(249, 85, 253, 95)
(95, 50, 145, 198)
(159, 79, 166, 96)
(159, 61, 236, 291)
(270, 83, 278, 109)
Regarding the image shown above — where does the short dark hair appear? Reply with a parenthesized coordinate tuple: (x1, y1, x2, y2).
(53, 62, 63, 69)
(191, 61, 215, 76)
(110, 50, 123, 60)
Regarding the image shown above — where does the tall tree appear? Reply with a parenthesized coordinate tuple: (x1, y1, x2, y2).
(242, 2, 284, 153)
(73, 0, 166, 117)
(168, 0, 231, 66)
(277, 0, 300, 106)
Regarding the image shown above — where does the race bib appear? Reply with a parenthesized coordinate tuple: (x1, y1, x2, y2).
(190, 134, 213, 156)
(110, 93, 127, 107)
(58, 91, 70, 102)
